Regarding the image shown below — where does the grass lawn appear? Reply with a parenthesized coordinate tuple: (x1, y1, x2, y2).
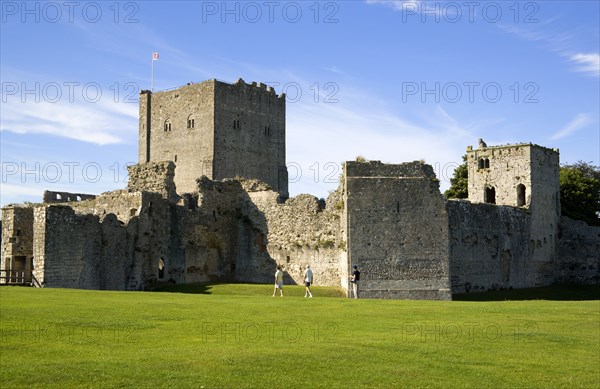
(1, 284, 598, 388)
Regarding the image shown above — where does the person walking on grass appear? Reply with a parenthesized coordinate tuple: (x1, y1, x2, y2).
(304, 265, 314, 298)
(273, 265, 284, 297)
(350, 265, 360, 299)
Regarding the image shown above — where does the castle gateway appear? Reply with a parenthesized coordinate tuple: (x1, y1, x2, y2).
(1, 79, 598, 298)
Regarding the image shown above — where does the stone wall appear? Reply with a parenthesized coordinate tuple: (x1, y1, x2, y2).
(241, 182, 343, 285)
(127, 161, 178, 203)
(31, 191, 170, 290)
(555, 216, 600, 284)
(168, 176, 343, 286)
(447, 201, 532, 293)
(1, 205, 34, 280)
(42, 191, 96, 204)
(344, 161, 451, 300)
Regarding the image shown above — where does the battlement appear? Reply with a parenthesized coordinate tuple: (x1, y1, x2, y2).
(142, 78, 286, 101)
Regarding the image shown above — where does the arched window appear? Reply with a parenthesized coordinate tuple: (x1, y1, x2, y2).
(164, 119, 172, 132)
(484, 187, 496, 204)
(484, 158, 490, 168)
(187, 114, 195, 129)
(478, 158, 485, 169)
(517, 184, 526, 206)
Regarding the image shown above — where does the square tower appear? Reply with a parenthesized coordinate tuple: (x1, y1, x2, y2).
(466, 141, 561, 283)
(138, 79, 288, 197)
(466, 141, 560, 211)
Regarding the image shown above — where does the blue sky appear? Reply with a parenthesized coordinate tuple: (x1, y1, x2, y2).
(1, 0, 599, 206)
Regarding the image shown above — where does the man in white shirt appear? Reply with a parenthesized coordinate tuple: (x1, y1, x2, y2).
(304, 265, 313, 298)
(273, 266, 284, 297)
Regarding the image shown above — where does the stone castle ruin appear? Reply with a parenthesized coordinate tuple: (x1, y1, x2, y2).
(2, 78, 598, 299)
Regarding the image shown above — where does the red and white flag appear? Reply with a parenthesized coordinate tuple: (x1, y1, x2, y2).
(153, 52, 159, 60)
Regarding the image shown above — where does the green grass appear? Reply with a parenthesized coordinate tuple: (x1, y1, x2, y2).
(1, 285, 598, 388)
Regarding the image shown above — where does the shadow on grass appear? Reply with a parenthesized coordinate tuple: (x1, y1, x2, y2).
(454, 284, 600, 301)
(152, 282, 347, 297)
(153, 283, 214, 294)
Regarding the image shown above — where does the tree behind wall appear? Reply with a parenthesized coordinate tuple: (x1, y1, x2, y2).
(444, 155, 468, 199)
(560, 161, 600, 226)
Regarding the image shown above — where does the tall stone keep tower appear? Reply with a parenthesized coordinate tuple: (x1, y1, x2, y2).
(139, 78, 288, 197)
(466, 141, 561, 282)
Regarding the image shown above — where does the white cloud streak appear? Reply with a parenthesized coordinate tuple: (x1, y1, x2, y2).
(1, 98, 138, 145)
(550, 113, 592, 140)
(569, 53, 600, 77)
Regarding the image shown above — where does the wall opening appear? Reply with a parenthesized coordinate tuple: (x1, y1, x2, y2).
(187, 114, 195, 129)
(484, 158, 490, 168)
(478, 158, 484, 169)
(484, 187, 496, 204)
(517, 184, 526, 206)
(13, 256, 26, 271)
(164, 119, 172, 132)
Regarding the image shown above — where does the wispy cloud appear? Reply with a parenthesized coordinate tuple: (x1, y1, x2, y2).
(366, 0, 420, 11)
(283, 77, 479, 197)
(497, 18, 599, 78)
(569, 53, 600, 77)
(550, 113, 592, 140)
(1, 98, 138, 145)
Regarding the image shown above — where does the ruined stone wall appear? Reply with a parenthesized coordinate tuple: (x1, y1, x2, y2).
(555, 216, 600, 284)
(344, 161, 451, 300)
(169, 178, 244, 284)
(127, 161, 178, 203)
(213, 79, 288, 197)
(170, 177, 343, 286)
(1, 206, 34, 278)
(241, 182, 343, 286)
(447, 201, 532, 293)
(139, 82, 215, 194)
(42, 191, 96, 204)
(32, 191, 170, 290)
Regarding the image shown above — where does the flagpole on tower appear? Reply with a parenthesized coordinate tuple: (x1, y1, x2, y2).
(152, 52, 159, 91)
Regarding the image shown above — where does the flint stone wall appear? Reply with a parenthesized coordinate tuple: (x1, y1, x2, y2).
(32, 190, 169, 290)
(555, 216, 600, 284)
(447, 200, 532, 293)
(344, 161, 451, 300)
